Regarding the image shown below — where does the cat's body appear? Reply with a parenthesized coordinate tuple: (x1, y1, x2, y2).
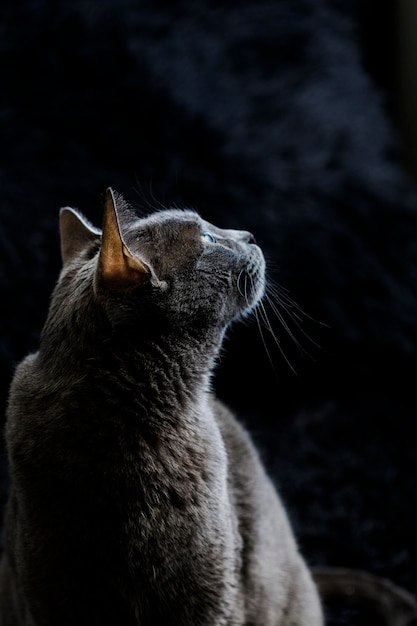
(0, 190, 323, 625)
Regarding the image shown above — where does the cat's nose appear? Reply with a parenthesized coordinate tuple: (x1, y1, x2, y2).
(244, 231, 256, 244)
(228, 228, 257, 244)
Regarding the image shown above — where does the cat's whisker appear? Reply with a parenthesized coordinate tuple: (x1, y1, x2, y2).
(244, 275, 251, 308)
(248, 272, 328, 373)
(264, 279, 327, 357)
(252, 303, 277, 373)
(268, 281, 329, 328)
(264, 292, 311, 357)
(236, 270, 246, 299)
(132, 177, 168, 214)
(236, 269, 300, 372)
(257, 298, 297, 374)
(277, 300, 324, 352)
(237, 271, 253, 309)
(236, 265, 322, 372)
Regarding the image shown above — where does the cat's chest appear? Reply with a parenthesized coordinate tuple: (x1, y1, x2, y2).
(16, 389, 226, 509)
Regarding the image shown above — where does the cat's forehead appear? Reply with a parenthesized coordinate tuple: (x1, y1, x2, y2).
(148, 208, 201, 225)
(123, 208, 203, 235)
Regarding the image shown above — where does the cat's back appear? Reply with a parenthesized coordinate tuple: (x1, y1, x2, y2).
(6, 352, 43, 431)
(211, 395, 300, 558)
(6, 350, 70, 439)
(211, 397, 323, 625)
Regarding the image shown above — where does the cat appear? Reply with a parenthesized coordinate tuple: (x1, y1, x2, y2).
(0, 188, 323, 625)
(2, 189, 416, 626)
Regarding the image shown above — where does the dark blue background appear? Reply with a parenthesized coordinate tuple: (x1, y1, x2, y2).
(1, 2, 415, 623)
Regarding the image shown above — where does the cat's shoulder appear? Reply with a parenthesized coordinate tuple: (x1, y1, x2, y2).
(8, 352, 39, 397)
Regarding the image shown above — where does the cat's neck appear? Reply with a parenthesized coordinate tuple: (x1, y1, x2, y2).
(102, 325, 220, 404)
(38, 290, 223, 415)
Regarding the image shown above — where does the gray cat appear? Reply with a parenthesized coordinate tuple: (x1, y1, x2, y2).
(0, 189, 323, 625)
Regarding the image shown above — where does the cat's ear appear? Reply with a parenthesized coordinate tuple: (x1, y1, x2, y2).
(96, 187, 150, 290)
(60, 207, 101, 266)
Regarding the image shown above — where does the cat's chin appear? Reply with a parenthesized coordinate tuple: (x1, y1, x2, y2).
(241, 246, 266, 315)
(237, 279, 265, 321)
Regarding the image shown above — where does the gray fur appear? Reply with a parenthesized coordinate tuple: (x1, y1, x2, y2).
(0, 189, 323, 625)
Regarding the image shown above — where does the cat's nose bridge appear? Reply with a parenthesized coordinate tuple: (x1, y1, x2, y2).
(227, 228, 257, 245)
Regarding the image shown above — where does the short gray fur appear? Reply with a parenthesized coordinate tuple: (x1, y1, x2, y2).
(0, 189, 322, 625)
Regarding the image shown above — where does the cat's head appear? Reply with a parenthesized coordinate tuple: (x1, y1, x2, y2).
(59, 188, 265, 336)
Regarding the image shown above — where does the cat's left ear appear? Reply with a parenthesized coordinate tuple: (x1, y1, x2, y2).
(60, 207, 101, 266)
(96, 188, 150, 290)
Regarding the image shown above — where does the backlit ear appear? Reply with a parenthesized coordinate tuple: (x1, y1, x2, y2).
(60, 207, 101, 266)
(97, 187, 150, 290)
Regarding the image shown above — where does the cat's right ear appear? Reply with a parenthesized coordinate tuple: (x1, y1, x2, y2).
(96, 188, 151, 291)
(59, 207, 101, 266)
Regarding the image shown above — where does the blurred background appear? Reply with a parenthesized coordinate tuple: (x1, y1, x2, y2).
(1, 1, 416, 623)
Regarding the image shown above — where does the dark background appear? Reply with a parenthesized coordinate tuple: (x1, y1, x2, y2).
(1, 1, 416, 624)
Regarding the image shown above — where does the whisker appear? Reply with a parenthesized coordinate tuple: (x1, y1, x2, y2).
(132, 178, 168, 214)
(244, 274, 251, 307)
(264, 293, 307, 355)
(257, 299, 297, 374)
(236, 270, 246, 299)
(267, 280, 328, 350)
(253, 302, 277, 373)
(265, 292, 317, 358)
(268, 281, 329, 328)
(249, 273, 329, 374)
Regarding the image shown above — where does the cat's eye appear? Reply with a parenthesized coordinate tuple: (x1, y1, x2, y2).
(201, 231, 217, 243)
